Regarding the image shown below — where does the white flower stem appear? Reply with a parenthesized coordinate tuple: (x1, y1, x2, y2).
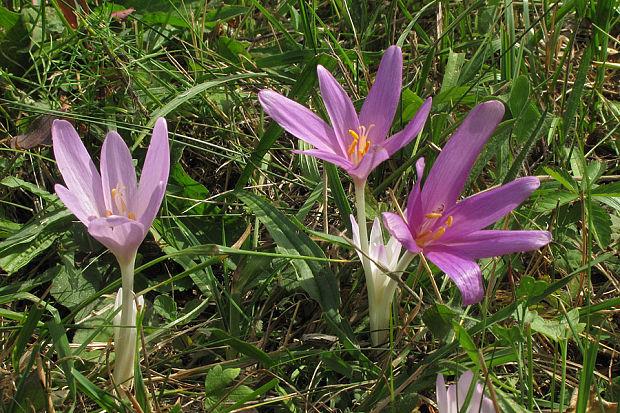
(354, 178, 382, 345)
(114, 253, 137, 388)
(353, 179, 372, 280)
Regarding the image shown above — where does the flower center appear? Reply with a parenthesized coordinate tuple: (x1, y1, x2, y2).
(347, 124, 374, 165)
(106, 182, 136, 220)
(415, 206, 453, 247)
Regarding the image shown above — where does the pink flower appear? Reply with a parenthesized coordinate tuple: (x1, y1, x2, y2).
(258, 45, 431, 183)
(382, 102, 551, 305)
(436, 371, 496, 413)
(52, 118, 170, 266)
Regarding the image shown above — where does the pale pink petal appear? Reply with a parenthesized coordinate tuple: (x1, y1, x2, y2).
(422, 101, 505, 214)
(100, 131, 138, 215)
(136, 118, 169, 220)
(317, 65, 359, 156)
(436, 374, 449, 413)
(382, 212, 420, 253)
(441, 177, 540, 240)
(382, 97, 432, 155)
(259, 90, 340, 155)
(359, 46, 402, 142)
(443, 230, 551, 258)
(52, 120, 105, 218)
(137, 181, 166, 229)
(88, 216, 145, 265)
(349, 214, 364, 262)
(55, 184, 92, 225)
(424, 248, 484, 305)
(456, 371, 477, 410)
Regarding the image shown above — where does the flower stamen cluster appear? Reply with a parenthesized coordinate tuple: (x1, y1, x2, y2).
(347, 124, 374, 165)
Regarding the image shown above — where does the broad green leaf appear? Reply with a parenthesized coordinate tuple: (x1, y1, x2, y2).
(204, 365, 255, 413)
(153, 294, 178, 321)
(0, 205, 72, 274)
(587, 202, 612, 248)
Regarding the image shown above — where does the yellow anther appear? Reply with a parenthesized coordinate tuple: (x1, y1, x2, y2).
(106, 210, 113, 217)
(433, 227, 446, 241)
(128, 212, 136, 220)
(425, 212, 443, 218)
(111, 188, 117, 199)
(347, 130, 360, 156)
(446, 216, 453, 227)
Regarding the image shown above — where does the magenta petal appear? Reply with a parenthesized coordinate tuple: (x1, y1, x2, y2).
(359, 46, 402, 142)
(406, 157, 426, 229)
(348, 146, 390, 181)
(55, 184, 92, 225)
(52, 120, 106, 218)
(383, 97, 432, 156)
(444, 230, 551, 258)
(442, 177, 541, 240)
(382, 212, 420, 253)
(422, 101, 505, 212)
(88, 216, 146, 264)
(317, 65, 359, 155)
(424, 248, 484, 305)
(136, 118, 169, 220)
(100, 131, 138, 214)
(258, 89, 340, 155)
(294, 149, 355, 171)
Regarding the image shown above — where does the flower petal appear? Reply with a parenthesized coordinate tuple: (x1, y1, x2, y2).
(424, 247, 484, 305)
(52, 120, 105, 218)
(349, 214, 364, 262)
(443, 230, 551, 258)
(406, 157, 426, 230)
(359, 46, 402, 142)
(55, 184, 94, 226)
(258, 89, 339, 154)
(136, 118, 170, 220)
(137, 181, 166, 229)
(441, 177, 541, 240)
(348, 145, 390, 182)
(436, 374, 450, 413)
(382, 212, 420, 253)
(422, 101, 505, 213)
(317, 65, 359, 156)
(87, 216, 145, 265)
(293, 149, 355, 171)
(456, 371, 479, 411)
(382, 97, 432, 156)
(100, 130, 138, 215)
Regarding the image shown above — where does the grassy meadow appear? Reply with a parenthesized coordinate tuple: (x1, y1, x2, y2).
(0, 0, 619, 411)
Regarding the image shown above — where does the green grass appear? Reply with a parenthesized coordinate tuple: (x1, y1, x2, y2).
(0, 0, 619, 412)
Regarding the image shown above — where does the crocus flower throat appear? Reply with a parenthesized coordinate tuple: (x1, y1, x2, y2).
(107, 183, 136, 220)
(416, 205, 454, 246)
(347, 124, 374, 165)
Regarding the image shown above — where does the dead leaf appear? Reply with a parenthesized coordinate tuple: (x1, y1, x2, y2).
(566, 386, 618, 413)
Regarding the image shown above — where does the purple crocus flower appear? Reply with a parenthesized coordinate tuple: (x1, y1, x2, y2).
(382, 101, 551, 305)
(53, 118, 169, 386)
(436, 371, 496, 413)
(52, 118, 170, 267)
(258, 45, 431, 183)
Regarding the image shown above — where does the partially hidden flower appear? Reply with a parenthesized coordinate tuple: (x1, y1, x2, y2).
(350, 215, 401, 345)
(258, 45, 432, 183)
(52, 118, 170, 267)
(382, 101, 551, 305)
(436, 371, 496, 413)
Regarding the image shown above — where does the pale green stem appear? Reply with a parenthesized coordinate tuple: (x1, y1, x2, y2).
(114, 252, 137, 388)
